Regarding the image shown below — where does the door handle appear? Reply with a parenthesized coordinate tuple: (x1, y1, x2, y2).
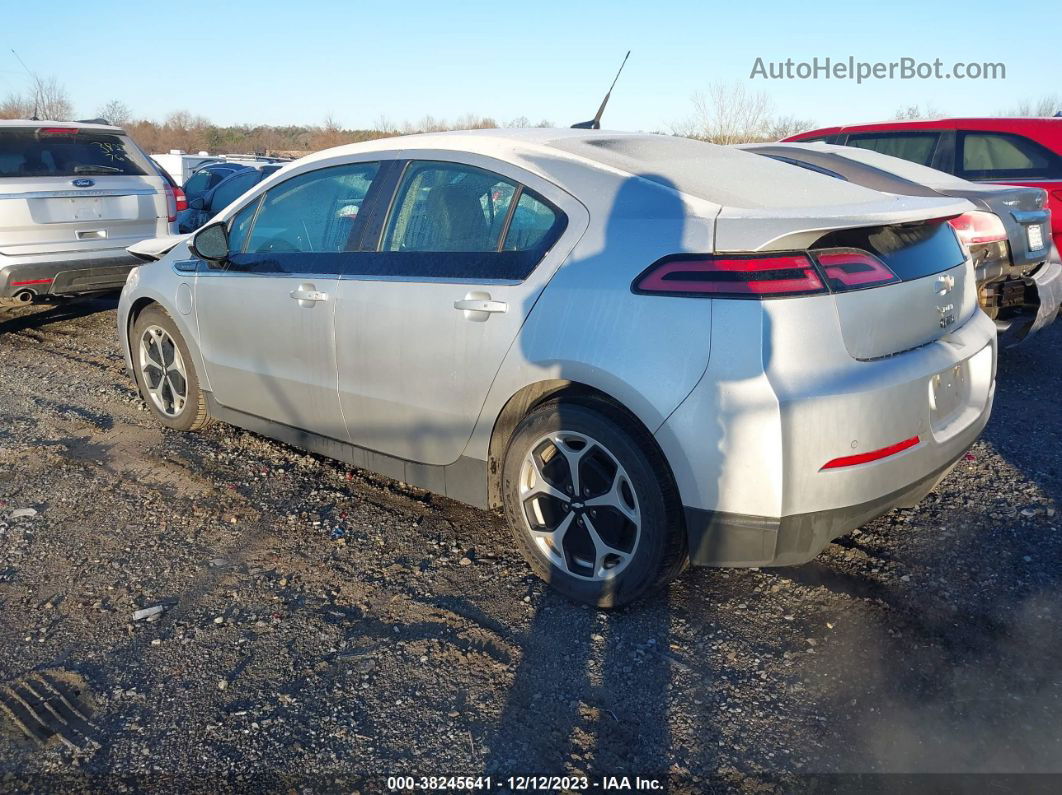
(290, 283, 329, 306)
(454, 291, 507, 321)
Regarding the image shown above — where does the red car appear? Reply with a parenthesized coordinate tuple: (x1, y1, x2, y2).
(783, 117, 1062, 252)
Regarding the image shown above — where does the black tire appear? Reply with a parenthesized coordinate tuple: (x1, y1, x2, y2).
(130, 304, 212, 432)
(502, 399, 687, 607)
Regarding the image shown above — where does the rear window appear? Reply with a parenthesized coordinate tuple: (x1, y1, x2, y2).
(846, 132, 940, 167)
(958, 132, 1062, 180)
(813, 220, 965, 282)
(0, 128, 150, 178)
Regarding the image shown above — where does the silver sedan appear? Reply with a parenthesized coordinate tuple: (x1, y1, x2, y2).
(119, 129, 997, 606)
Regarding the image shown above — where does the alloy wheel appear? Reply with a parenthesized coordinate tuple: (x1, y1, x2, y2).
(138, 325, 188, 417)
(518, 431, 641, 581)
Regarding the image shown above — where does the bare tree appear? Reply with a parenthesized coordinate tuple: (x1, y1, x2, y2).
(676, 81, 808, 144)
(764, 114, 816, 141)
(893, 103, 943, 120)
(0, 93, 34, 119)
(97, 99, 132, 127)
(1004, 94, 1061, 117)
(33, 76, 72, 120)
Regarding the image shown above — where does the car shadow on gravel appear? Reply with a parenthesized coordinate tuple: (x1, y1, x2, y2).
(0, 296, 118, 336)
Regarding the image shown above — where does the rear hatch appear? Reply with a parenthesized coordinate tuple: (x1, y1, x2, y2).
(715, 197, 976, 360)
(0, 126, 166, 257)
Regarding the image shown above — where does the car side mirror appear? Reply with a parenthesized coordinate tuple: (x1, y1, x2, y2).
(188, 195, 206, 211)
(189, 221, 229, 264)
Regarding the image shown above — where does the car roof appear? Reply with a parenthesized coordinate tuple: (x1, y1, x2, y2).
(0, 118, 126, 133)
(297, 128, 888, 210)
(787, 117, 1062, 140)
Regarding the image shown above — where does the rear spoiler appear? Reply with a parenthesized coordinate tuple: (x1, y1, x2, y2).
(714, 196, 974, 251)
(127, 235, 187, 262)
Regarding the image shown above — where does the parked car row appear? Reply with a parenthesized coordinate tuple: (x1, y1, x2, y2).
(739, 141, 1061, 345)
(2, 115, 1056, 604)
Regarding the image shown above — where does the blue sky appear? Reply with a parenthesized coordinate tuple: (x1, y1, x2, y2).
(3, 0, 1058, 130)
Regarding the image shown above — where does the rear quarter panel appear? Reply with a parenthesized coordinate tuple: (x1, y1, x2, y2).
(462, 172, 717, 461)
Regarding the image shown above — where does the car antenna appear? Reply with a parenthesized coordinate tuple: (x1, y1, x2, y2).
(571, 50, 630, 130)
(10, 48, 42, 121)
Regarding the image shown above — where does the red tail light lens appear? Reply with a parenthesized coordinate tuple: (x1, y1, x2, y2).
(38, 127, 77, 135)
(947, 211, 1007, 246)
(814, 249, 900, 291)
(174, 186, 188, 213)
(633, 253, 826, 299)
(162, 184, 178, 223)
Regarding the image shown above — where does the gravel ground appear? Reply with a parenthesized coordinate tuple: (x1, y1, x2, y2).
(0, 297, 1059, 792)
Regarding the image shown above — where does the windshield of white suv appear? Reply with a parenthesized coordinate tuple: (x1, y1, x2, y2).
(0, 128, 150, 178)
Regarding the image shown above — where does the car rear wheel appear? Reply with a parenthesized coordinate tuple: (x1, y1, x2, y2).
(502, 400, 686, 607)
(130, 305, 211, 432)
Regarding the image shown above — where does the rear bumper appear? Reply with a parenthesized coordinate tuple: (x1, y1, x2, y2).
(655, 299, 997, 567)
(685, 443, 973, 567)
(995, 252, 1062, 347)
(0, 250, 137, 298)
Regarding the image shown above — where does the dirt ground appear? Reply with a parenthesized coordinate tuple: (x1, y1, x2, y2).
(0, 297, 1060, 792)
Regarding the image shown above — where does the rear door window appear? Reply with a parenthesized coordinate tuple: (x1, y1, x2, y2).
(382, 162, 517, 252)
(957, 131, 1062, 180)
(0, 128, 150, 177)
(368, 161, 565, 280)
(845, 132, 941, 166)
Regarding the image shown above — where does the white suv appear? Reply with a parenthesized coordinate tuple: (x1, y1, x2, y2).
(0, 119, 174, 306)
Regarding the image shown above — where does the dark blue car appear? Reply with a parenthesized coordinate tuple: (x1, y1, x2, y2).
(176, 164, 281, 233)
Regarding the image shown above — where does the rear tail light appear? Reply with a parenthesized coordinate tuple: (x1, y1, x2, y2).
(162, 183, 178, 223)
(173, 186, 188, 214)
(37, 127, 77, 136)
(632, 253, 826, 299)
(814, 249, 900, 290)
(947, 211, 1007, 246)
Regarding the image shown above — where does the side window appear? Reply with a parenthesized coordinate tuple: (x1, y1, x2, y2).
(958, 132, 1062, 180)
(504, 191, 560, 251)
(184, 170, 211, 196)
(846, 132, 940, 166)
(243, 162, 379, 255)
(382, 162, 516, 252)
(227, 198, 260, 254)
(208, 171, 259, 214)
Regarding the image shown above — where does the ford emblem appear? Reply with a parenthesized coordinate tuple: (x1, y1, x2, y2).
(72, 178, 95, 188)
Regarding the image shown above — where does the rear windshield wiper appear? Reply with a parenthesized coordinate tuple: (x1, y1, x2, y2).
(73, 164, 122, 174)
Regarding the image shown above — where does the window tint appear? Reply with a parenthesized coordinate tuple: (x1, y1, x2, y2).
(0, 129, 150, 177)
(846, 132, 940, 166)
(382, 162, 517, 252)
(183, 169, 212, 196)
(504, 191, 560, 250)
(209, 170, 260, 213)
(958, 132, 1062, 179)
(227, 198, 260, 254)
(241, 162, 378, 256)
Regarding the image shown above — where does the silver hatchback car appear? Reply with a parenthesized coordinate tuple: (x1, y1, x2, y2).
(119, 130, 997, 606)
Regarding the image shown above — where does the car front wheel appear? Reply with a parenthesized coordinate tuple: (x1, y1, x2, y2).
(130, 304, 211, 432)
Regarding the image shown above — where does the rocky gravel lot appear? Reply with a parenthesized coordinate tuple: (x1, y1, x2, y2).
(0, 297, 1060, 792)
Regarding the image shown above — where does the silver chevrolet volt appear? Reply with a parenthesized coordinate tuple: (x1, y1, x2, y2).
(118, 130, 996, 606)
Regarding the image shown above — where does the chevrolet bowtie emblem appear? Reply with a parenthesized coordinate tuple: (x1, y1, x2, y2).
(936, 274, 956, 295)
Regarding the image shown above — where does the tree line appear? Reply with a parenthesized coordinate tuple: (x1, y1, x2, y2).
(2, 78, 1058, 156)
